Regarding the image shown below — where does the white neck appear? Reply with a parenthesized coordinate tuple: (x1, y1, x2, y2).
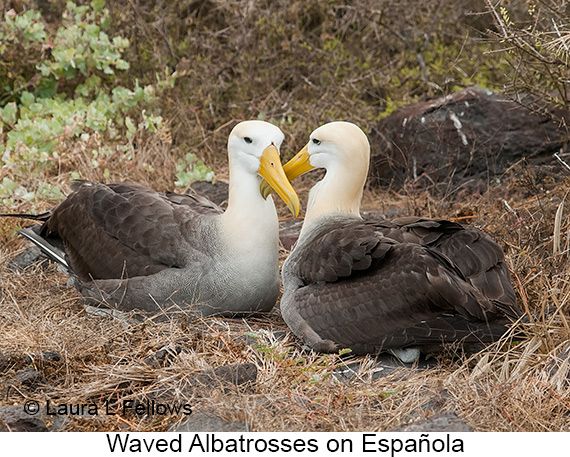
(300, 163, 364, 239)
(219, 163, 279, 255)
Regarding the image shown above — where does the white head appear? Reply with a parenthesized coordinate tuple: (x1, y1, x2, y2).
(283, 121, 370, 229)
(226, 120, 299, 216)
(228, 120, 284, 172)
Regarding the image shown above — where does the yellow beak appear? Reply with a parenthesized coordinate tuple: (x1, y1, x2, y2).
(260, 143, 314, 202)
(258, 145, 300, 217)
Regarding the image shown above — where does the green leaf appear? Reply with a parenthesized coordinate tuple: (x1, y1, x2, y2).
(28, 102, 44, 114)
(75, 84, 89, 97)
(92, 0, 106, 13)
(115, 59, 129, 71)
(100, 16, 110, 30)
(85, 24, 100, 37)
(1, 177, 18, 193)
(125, 116, 136, 134)
(20, 91, 35, 106)
(0, 103, 18, 125)
(35, 78, 58, 98)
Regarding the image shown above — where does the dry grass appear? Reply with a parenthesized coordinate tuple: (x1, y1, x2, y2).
(2, 162, 570, 432)
(2, 0, 570, 433)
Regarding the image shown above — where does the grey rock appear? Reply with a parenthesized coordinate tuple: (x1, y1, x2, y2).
(543, 346, 570, 389)
(0, 405, 48, 432)
(0, 404, 67, 432)
(190, 181, 228, 207)
(369, 87, 570, 198)
(388, 410, 473, 432)
(170, 411, 248, 432)
(279, 218, 304, 251)
(14, 368, 47, 388)
(0, 352, 30, 372)
(147, 362, 258, 402)
(0, 351, 61, 372)
(143, 345, 184, 369)
(403, 390, 453, 423)
(189, 362, 257, 387)
(8, 246, 46, 271)
(40, 351, 61, 362)
(333, 353, 438, 383)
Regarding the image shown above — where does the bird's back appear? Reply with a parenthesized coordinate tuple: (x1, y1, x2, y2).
(281, 215, 522, 354)
(40, 180, 222, 281)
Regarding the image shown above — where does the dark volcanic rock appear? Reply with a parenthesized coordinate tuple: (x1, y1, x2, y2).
(170, 410, 248, 432)
(188, 362, 257, 388)
(0, 351, 61, 372)
(0, 403, 95, 432)
(279, 218, 304, 251)
(333, 352, 438, 383)
(143, 345, 185, 369)
(369, 87, 570, 197)
(0, 405, 48, 432)
(147, 362, 258, 402)
(403, 390, 453, 423)
(388, 410, 473, 432)
(40, 351, 61, 363)
(0, 404, 71, 432)
(190, 181, 228, 207)
(8, 246, 46, 271)
(543, 346, 570, 389)
(14, 368, 48, 389)
(0, 352, 31, 372)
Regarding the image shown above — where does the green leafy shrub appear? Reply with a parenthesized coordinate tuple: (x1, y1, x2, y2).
(175, 153, 215, 188)
(0, 1, 213, 206)
(0, 2, 144, 203)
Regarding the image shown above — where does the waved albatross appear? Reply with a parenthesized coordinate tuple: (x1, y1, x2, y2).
(279, 121, 522, 361)
(8, 120, 300, 317)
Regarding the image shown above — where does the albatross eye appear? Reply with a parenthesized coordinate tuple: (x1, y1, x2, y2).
(312, 138, 321, 145)
(244, 137, 253, 144)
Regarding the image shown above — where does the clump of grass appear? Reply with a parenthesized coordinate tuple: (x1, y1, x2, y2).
(3, 173, 570, 431)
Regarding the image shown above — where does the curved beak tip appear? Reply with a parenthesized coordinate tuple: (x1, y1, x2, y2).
(289, 196, 300, 218)
(258, 145, 300, 217)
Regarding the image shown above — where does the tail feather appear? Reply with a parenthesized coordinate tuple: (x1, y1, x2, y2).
(17, 226, 69, 271)
(2, 211, 68, 270)
(0, 211, 51, 222)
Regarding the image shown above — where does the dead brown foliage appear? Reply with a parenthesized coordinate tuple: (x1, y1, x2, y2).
(2, 0, 570, 433)
(2, 167, 570, 431)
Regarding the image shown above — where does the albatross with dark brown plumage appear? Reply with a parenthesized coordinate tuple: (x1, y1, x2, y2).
(279, 121, 522, 361)
(9, 120, 300, 317)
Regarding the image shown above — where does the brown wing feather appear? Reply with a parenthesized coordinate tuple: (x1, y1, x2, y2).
(164, 187, 223, 215)
(283, 216, 521, 354)
(294, 220, 384, 283)
(375, 216, 518, 314)
(41, 180, 217, 281)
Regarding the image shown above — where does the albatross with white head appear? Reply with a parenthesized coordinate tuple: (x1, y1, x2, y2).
(279, 121, 522, 361)
(12, 120, 299, 317)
